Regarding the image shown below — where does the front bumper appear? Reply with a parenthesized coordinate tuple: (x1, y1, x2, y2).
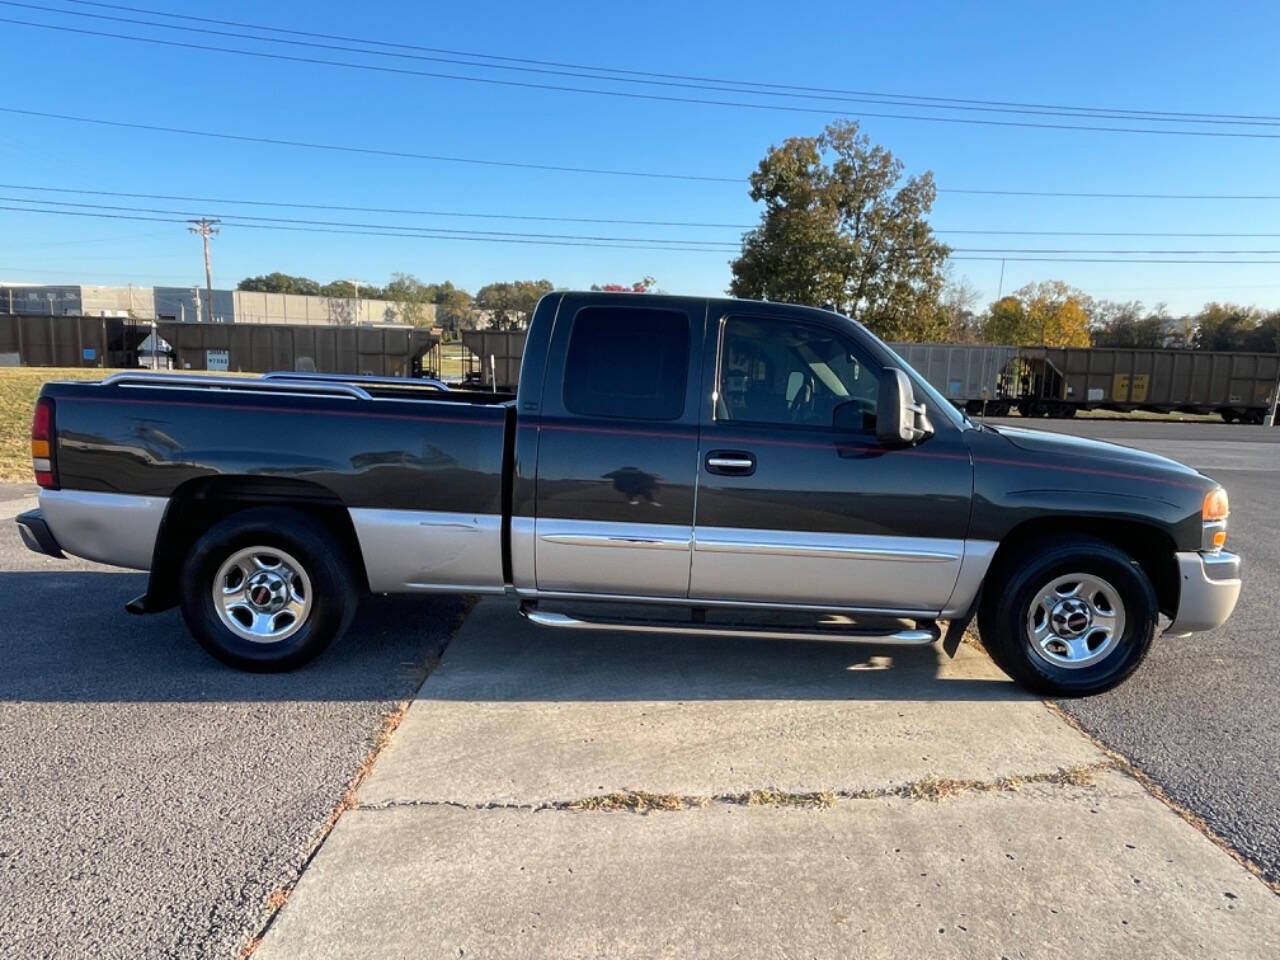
(15, 508, 65, 559)
(1165, 550, 1241, 636)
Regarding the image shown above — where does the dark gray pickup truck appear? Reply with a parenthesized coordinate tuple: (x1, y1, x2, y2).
(17, 292, 1240, 695)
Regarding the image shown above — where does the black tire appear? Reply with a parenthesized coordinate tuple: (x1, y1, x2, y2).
(978, 535, 1157, 696)
(1220, 410, 1239, 424)
(179, 507, 357, 671)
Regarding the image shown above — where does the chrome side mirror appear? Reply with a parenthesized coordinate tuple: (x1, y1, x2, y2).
(876, 368, 934, 445)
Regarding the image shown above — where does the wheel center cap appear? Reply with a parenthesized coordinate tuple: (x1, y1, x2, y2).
(245, 571, 288, 612)
(1050, 599, 1092, 637)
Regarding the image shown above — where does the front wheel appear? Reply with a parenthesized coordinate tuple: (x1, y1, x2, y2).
(978, 536, 1157, 696)
(179, 508, 357, 671)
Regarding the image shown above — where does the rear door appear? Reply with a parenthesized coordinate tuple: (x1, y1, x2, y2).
(532, 294, 705, 597)
(690, 302, 973, 613)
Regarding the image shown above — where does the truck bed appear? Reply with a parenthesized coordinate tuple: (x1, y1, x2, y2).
(42, 373, 512, 513)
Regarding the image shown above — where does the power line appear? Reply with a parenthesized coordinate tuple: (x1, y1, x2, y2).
(56, 0, 1280, 125)
(7, 201, 1280, 263)
(0, 107, 738, 183)
(7, 182, 1280, 237)
(6, 1, 1276, 128)
(6, 108, 1280, 202)
(0, 196, 742, 246)
(941, 188, 1280, 200)
(6, 15, 1280, 139)
(0, 182, 755, 228)
(0, 204, 743, 253)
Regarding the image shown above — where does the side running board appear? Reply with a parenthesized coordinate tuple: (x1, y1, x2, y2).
(519, 606, 940, 645)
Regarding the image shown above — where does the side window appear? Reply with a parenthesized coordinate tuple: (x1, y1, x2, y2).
(562, 306, 690, 420)
(718, 317, 879, 429)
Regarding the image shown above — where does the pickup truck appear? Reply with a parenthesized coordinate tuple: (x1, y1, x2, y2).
(17, 291, 1241, 695)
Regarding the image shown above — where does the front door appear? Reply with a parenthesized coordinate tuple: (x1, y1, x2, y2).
(690, 304, 973, 613)
(532, 294, 705, 597)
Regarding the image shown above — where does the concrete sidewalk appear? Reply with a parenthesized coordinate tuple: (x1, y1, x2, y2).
(256, 598, 1280, 959)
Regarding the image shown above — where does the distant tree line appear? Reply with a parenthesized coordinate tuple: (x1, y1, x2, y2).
(942, 282, 1280, 352)
(236, 272, 555, 331)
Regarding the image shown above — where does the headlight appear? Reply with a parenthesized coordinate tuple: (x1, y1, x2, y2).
(1202, 487, 1228, 551)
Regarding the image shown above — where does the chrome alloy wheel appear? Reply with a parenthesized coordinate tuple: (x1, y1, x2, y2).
(1025, 573, 1126, 669)
(212, 546, 313, 644)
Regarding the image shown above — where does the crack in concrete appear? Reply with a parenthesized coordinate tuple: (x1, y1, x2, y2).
(356, 762, 1112, 815)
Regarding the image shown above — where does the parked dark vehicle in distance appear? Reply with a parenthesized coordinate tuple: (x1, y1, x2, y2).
(17, 292, 1241, 696)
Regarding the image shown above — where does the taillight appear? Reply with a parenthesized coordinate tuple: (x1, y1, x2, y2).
(32, 397, 57, 489)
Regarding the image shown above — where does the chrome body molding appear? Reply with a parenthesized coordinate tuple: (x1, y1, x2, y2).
(509, 516, 536, 593)
(538, 532, 690, 550)
(348, 509, 505, 594)
(939, 540, 999, 618)
(534, 518, 692, 597)
(693, 535, 958, 563)
(38, 489, 168, 570)
(521, 607, 941, 645)
(1165, 550, 1241, 636)
(689, 525, 966, 610)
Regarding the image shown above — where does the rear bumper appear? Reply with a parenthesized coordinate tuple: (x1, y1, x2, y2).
(15, 509, 65, 559)
(1165, 550, 1241, 636)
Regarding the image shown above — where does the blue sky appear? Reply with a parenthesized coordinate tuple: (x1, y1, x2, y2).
(1, 0, 1279, 314)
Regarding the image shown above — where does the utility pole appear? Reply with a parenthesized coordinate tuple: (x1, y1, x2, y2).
(187, 218, 220, 323)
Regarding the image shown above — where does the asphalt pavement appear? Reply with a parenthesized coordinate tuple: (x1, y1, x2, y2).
(988, 417, 1280, 885)
(0, 518, 465, 959)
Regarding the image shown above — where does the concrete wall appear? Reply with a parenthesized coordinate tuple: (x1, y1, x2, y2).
(79, 284, 156, 318)
(2, 284, 418, 327)
(230, 291, 423, 326)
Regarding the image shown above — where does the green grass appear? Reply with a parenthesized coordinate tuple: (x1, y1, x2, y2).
(0, 367, 120, 483)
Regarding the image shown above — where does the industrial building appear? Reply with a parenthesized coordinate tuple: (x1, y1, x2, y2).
(0, 282, 433, 326)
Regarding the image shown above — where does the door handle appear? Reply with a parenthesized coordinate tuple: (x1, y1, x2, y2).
(706, 450, 756, 476)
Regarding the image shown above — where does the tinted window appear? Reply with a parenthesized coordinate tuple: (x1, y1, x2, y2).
(563, 307, 690, 420)
(718, 317, 879, 429)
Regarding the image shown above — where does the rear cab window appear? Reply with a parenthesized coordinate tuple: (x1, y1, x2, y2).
(562, 306, 691, 420)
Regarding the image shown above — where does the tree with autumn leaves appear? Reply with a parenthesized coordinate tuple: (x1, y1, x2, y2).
(729, 120, 951, 342)
(982, 281, 1093, 347)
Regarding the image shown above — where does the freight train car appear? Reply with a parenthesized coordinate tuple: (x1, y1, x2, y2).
(887, 342, 1021, 415)
(447, 322, 1277, 424)
(157, 321, 439, 377)
(0, 314, 149, 368)
(1013, 347, 1279, 422)
(459, 330, 526, 391)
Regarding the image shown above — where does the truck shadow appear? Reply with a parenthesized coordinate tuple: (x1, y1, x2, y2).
(0, 574, 1026, 704)
(411, 599, 1029, 704)
(0, 571, 465, 704)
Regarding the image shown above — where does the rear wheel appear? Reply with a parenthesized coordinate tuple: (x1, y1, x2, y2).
(978, 536, 1157, 696)
(179, 508, 357, 671)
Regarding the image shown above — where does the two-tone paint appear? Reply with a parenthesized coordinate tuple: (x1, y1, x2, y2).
(27, 291, 1238, 637)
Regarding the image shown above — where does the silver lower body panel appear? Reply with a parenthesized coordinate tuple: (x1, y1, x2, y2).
(533, 517, 692, 597)
(38, 489, 168, 570)
(349, 509, 505, 594)
(689, 526, 981, 612)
